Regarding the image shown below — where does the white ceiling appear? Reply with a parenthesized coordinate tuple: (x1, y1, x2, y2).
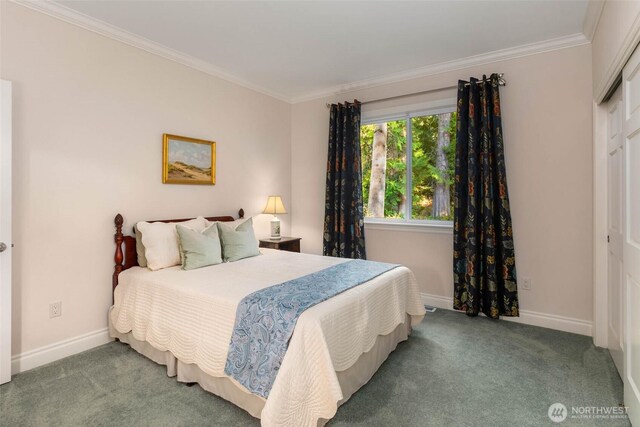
(52, 0, 590, 102)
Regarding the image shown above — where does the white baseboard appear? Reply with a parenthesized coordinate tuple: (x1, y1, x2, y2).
(8, 292, 593, 375)
(422, 293, 454, 310)
(11, 327, 112, 374)
(421, 292, 593, 337)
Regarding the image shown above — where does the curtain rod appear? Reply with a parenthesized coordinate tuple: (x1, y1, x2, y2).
(325, 73, 506, 109)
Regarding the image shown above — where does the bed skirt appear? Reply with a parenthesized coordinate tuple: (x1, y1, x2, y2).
(108, 310, 412, 426)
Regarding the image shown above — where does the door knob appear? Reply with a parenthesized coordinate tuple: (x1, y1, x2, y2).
(0, 242, 6, 252)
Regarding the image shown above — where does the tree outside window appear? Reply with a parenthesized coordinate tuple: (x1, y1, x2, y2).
(361, 110, 457, 221)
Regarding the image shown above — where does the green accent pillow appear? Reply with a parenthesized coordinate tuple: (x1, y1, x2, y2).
(217, 218, 260, 262)
(176, 224, 223, 270)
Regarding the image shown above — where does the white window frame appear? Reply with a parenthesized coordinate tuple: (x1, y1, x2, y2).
(361, 99, 456, 232)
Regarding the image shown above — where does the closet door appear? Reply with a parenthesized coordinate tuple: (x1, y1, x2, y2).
(622, 45, 640, 426)
(607, 85, 624, 377)
(0, 80, 11, 385)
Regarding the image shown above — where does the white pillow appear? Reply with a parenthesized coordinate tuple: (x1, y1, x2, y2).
(137, 216, 207, 271)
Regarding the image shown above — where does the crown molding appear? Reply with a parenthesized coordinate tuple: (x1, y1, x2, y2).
(290, 33, 590, 103)
(10, 0, 292, 103)
(583, 0, 605, 42)
(12, 0, 591, 105)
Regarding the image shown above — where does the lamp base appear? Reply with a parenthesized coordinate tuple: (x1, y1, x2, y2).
(270, 217, 281, 240)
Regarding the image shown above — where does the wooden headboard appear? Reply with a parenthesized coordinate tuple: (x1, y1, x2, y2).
(112, 209, 244, 296)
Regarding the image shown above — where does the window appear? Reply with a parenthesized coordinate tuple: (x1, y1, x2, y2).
(361, 106, 457, 225)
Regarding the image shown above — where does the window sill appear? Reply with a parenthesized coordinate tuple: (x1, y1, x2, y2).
(364, 219, 453, 234)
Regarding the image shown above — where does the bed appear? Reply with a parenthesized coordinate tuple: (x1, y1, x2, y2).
(110, 210, 425, 426)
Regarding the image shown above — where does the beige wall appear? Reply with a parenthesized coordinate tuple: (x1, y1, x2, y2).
(0, 1, 600, 358)
(592, 0, 640, 100)
(1, 3, 291, 356)
(291, 45, 594, 322)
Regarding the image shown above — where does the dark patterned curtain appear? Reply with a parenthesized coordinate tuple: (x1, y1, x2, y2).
(453, 74, 519, 318)
(323, 102, 367, 259)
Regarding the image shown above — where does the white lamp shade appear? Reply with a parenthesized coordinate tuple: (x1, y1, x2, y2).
(263, 196, 287, 215)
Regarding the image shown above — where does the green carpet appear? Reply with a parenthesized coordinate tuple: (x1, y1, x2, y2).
(0, 310, 629, 426)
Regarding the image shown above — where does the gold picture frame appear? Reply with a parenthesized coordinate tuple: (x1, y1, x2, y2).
(162, 133, 216, 185)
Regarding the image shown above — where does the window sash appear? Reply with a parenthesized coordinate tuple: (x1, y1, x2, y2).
(362, 104, 456, 223)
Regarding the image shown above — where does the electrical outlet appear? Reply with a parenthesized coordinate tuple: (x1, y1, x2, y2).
(49, 301, 62, 318)
(522, 277, 532, 290)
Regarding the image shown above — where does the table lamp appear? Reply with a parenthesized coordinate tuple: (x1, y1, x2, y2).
(263, 196, 287, 240)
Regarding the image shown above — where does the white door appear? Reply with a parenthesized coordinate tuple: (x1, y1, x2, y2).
(622, 46, 640, 425)
(607, 85, 624, 377)
(0, 80, 12, 385)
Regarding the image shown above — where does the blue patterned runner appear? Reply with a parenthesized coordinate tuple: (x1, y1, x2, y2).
(224, 259, 399, 398)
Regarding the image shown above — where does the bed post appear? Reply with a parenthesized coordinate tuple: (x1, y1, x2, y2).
(238, 208, 244, 219)
(113, 213, 124, 301)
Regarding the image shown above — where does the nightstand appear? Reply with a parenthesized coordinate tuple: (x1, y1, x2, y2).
(259, 237, 301, 253)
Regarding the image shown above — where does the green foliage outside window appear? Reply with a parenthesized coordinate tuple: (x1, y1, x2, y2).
(361, 120, 406, 218)
(361, 112, 457, 220)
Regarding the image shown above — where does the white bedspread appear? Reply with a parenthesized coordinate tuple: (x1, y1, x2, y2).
(110, 249, 425, 426)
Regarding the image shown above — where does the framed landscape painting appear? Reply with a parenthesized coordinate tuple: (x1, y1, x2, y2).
(162, 134, 216, 185)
